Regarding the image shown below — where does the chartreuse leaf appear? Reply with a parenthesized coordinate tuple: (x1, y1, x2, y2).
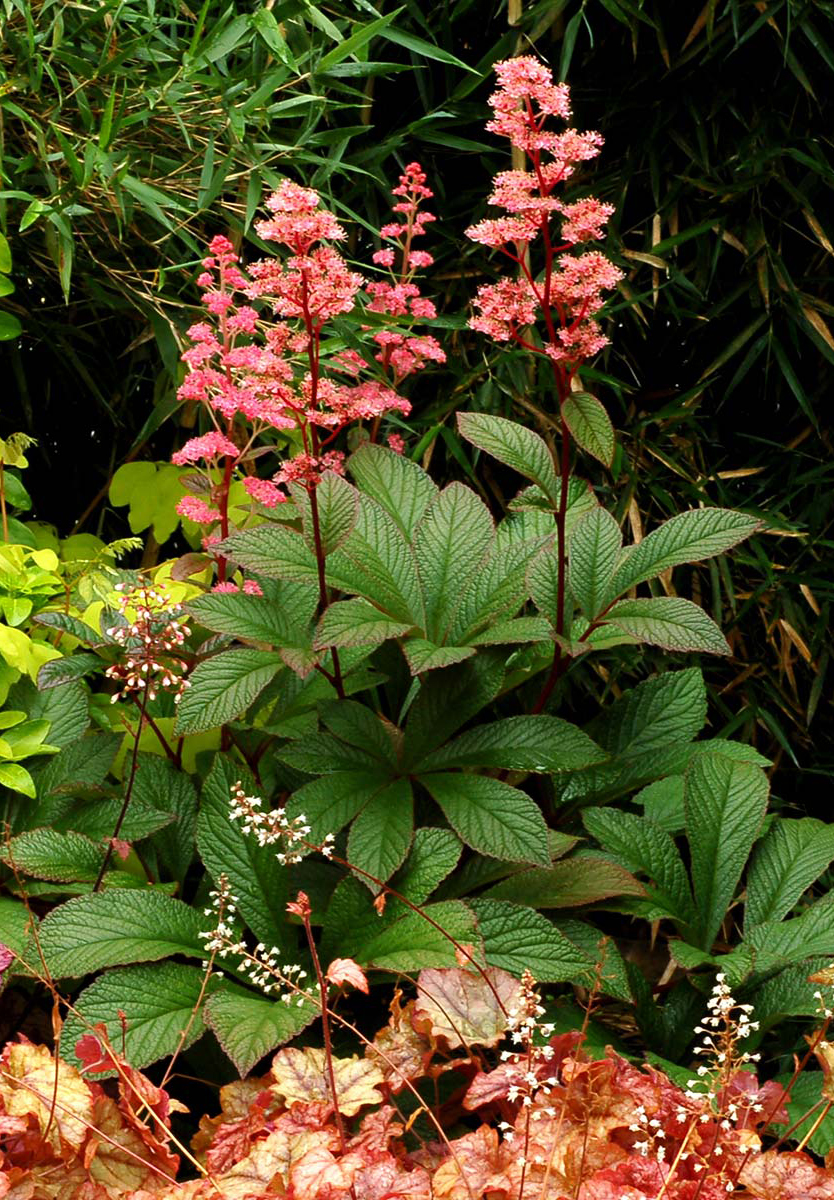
(348, 442, 437, 538)
(418, 715, 606, 774)
(469, 899, 596, 985)
(414, 483, 493, 642)
(603, 597, 730, 655)
(1, 829, 105, 882)
(297, 470, 358, 557)
(568, 508, 622, 621)
(745, 818, 834, 931)
(607, 508, 760, 599)
(217, 524, 319, 583)
(176, 648, 282, 735)
(390, 827, 461, 904)
(685, 755, 769, 950)
(61, 963, 208, 1071)
(562, 392, 615, 467)
(582, 807, 697, 926)
(204, 982, 317, 1076)
(314, 598, 411, 650)
(457, 412, 559, 505)
(198, 755, 292, 953)
(37, 890, 204, 977)
(0, 763, 36, 797)
(420, 773, 550, 866)
(347, 777, 413, 884)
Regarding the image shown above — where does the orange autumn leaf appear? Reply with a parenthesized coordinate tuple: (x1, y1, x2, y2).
(0, 1040, 94, 1158)
(270, 1047, 385, 1117)
(325, 957, 369, 994)
(412, 966, 523, 1050)
(739, 1149, 834, 1199)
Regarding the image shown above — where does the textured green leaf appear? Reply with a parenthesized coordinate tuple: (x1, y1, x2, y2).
(746, 893, 834, 972)
(314, 598, 411, 650)
(753, 957, 834, 1029)
(583, 807, 696, 924)
(451, 528, 545, 644)
(527, 541, 562, 627)
(217, 524, 319, 583)
(286, 768, 391, 844)
(50, 797, 174, 845)
(37, 653, 103, 689)
(685, 755, 769, 949)
(327, 496, 422, 623)
(414, 483, 493, 642)
(9, 677, 89, 748)
(458, 412, 560, 504)
(562, 392, 615, 467)
(32, 734, 119, 799)
(633, 776, 686, 834)
(484, 856, 644, 907)
(204, 983, 317, 1076)
(278, 732, 381, 774)
(467, 617, 552, 645)
(188, 586, 316, 647)
(198, 755, 292, 953)
(402, 653, 505, 769)
(347, 777, 413, 884)
(348, 442, 437, 538)
(421, 772, 549, 866)
(37, 890, 204, 977)
(587, 668, 707, 758)
(568, 507, 622, 621)
(1, 828, 105, 882)
(132, 756, 197, 883)
(468, 899, 593, 984)
(390, 827, 462, 904)
(62, 963, 208, 1071)
(0, 895, 36, 960)
(298, 471, 358, 557)
(175, 648, 282, 734)
(604, 597, 730, 655)
(402, 639, 475, 674)
(319, 699, 398, 765)
(609, 508, 760, 597)
(419, 715, 606, 774)
(746, 817, 834, 930)
(778, 1072, 834, 1159)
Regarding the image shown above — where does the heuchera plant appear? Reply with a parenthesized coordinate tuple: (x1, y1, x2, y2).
(6, 54, 834, 1199)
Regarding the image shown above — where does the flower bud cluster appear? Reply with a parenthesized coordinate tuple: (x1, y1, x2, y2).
(498, 970, 560, 1142)
(104, 580, 190, 703)
(228, 782, 335, 866)
(687, 973, 760, 1101)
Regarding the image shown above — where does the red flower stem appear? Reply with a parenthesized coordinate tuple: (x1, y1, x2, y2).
(94, 674, 151, 891)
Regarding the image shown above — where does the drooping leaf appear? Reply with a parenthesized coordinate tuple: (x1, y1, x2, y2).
(204, 982, 317, 1076)
(37, 890, 204, 977)
(562, 391, 615, 467)
(603, 597, 731, 655)
(421, 772, 550, 866)
(62, 962, 208, 1071)
(457, 412, 559, 505)
(685, 754, 770, 949)
(483, 856, 645, 908)
(568, 507, 623, 621)
(175, 648, 282, 734)
(412, 966, 522, 1049)
(746, 817, 834, 930)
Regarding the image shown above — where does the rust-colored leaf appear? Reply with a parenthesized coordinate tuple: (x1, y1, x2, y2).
(412, 967, 522, 1050)
(270, 1047, 385, 1117)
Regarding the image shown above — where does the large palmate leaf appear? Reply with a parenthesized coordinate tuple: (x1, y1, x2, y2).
(284, 768, 393, 845)
(176, 648, 283, 734)
(588, 667, 707, 758)
(420, 772, 550, 866)
(348, 442, 437, 539)
(685, 754, 769, 950)
(413, 482, 494, 642)
(568, 507, 622, 621)
(198, 755, 292, 953)
(401, 653, 506, 770)
(602, 597, 730, 655)
(37, 890, 204, 977)
(131, 756, 197, 885)
(607, 508, 760, 599)
(418, 714, 606, 774)
(62, 963, 208, 1071)
(745, 818, 834, 931)
(457, 412, 559, 505)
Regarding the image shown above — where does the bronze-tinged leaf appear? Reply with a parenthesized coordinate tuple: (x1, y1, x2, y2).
(213, 1126, 337, 1199)
(412, 966, 523, 1050)
(433, 1125, 512, 1200)
(809, 965, 834, 986)
(739, 1149, 834, 1200)
(366, 993, 432, 1093)
(0, 1040, 94, 1157)
(270, 1047, 385, 1117)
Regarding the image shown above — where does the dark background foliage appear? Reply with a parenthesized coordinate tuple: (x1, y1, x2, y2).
(2, 0, 832, 798)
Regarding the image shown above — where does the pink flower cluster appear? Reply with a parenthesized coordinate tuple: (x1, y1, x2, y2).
(172, 173, 442, 542)
(466, 56, 622, 372)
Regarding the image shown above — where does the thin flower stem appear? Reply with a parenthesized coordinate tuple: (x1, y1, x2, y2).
(94, 674, 151, 891)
